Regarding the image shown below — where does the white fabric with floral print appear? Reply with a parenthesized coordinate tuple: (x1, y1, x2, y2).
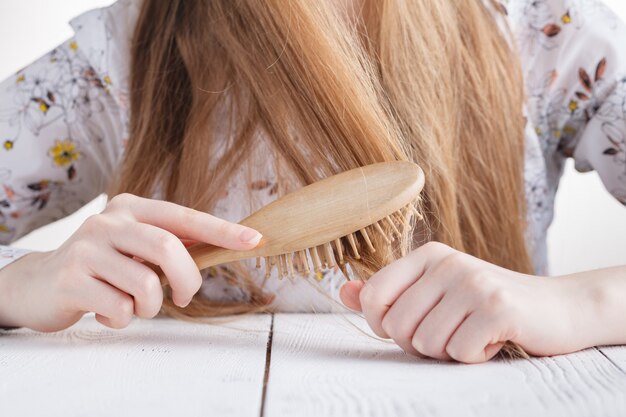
(0, 0, 625, 312)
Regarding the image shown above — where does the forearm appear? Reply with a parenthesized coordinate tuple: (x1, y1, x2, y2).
(559, 265, 626, 348)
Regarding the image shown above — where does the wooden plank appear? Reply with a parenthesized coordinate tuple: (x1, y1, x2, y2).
(0, 313, 271, 417)
(265, 313, 626, 417)
(598, 346, 626, 374)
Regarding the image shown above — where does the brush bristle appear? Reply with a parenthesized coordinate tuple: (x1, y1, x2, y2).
(259, 202, 421, 281)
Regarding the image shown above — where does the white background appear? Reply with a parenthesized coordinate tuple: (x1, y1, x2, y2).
(0, 0, 624, 276)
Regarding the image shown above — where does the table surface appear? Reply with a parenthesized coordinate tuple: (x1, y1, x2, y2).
(1, 313, 625, 417)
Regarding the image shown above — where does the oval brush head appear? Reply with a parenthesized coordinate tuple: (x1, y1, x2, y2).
(153, 161, 425, 282)
(192, 161, 424, 279)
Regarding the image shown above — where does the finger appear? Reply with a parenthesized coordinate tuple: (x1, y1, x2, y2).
(107, 194, 262, 250)
(380, 276, 445, 356)
(445, 310, 506, 364)
(87, 247, 164, 319)
(359, 242, 453, 338)
(411, 291, 470, 360)
(74, 276, 135, 329)
(106, 221, 202, 307)
(339, 281, 364, 311)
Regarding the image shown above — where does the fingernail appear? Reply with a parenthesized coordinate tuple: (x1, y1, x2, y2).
(239, 227, 263, 245)
(178, 297, 191, 308)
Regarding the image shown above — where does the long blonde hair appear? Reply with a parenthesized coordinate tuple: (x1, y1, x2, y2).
(107, 0, 532, 318)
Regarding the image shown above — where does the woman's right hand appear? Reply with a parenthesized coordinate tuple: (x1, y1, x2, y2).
(0, 193, 263, 332)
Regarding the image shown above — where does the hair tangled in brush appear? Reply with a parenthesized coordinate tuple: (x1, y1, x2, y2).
(107, 0, 532, 342)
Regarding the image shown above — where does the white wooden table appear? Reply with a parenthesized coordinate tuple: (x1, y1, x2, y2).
(1, 313, 625, 417)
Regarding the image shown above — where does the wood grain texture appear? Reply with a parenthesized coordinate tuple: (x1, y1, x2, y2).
(2, 313, 625, 417)
(265, 314, 626, 417)
(599, 346, 626, 374)
(0, 314, 271, 417)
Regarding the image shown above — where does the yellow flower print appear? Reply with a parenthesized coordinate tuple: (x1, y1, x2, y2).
(69, 41, 78, 51)
(103, 75, 112, 85)
(0, 224, 10, 233)
(3, 140, 13, 150)
(48, 139, 80, 167)
(15, 74, 25, 84)
(31, 98, 49, 114)
(561, 11, 571, 24)
(568, 100, 578, 113)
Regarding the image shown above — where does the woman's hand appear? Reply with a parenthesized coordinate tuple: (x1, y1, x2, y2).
(340, 242, 592, 364)
(0, 193, 262, 332)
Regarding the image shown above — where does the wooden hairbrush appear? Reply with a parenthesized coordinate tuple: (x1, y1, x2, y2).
(151, 161, 425, 282)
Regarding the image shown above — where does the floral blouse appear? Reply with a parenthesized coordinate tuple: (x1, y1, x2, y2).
(0, 0, 625, 312)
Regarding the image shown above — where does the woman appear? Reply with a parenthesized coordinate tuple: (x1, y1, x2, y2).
(0, 0, 624, 363)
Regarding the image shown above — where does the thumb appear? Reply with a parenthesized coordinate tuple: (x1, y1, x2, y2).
(339, 280, 365, 311)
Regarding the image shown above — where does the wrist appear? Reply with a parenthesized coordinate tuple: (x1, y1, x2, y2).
(0, 251, 47, 328)
(556, 269, 624, 348)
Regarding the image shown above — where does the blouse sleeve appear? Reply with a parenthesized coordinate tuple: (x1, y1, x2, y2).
(513, 0, 626, 205)
(0, 36, 126, 270)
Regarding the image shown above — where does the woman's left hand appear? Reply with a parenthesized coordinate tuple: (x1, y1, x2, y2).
(339, 242, 588, 363)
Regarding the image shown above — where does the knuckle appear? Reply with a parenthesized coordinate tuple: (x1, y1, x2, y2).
(445, 343, 465, 362)
(445, 339, 473, 363)
(412, 327, 437, 357)
(136, 269, 161, 298)
(215, 220, 237, 242)
(485, 288, 511, 313)
(422, 241, 446, 253)
(177, 207, 197, 229)
(81, 213, 113, 237)
(142, 302, 163, 319)
(418, 241, 450, 259)
(464, 270, 489, 294)
(155, 232, 181, 257)
(133, 275, 163, 319)
(81, 214, 100, 233)
(358, 281, 378, 311)
(439, 252, 465, 270)
(111, 296, 134, 328)
(108, 193, 135, 211)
